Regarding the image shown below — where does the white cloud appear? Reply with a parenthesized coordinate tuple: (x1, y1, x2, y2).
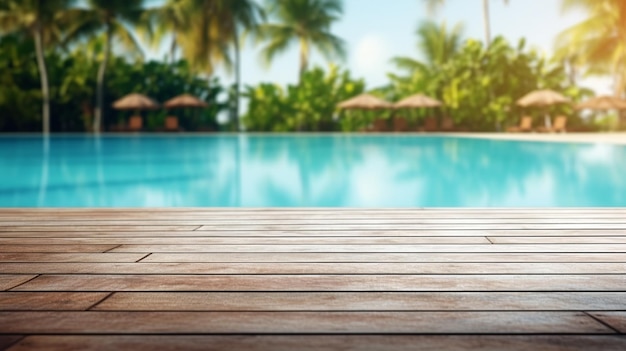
(353, 34, 390, 86)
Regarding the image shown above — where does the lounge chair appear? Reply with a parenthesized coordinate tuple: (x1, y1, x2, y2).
(393, 116, 409, 132)
(165, 116, 180, 132)
(507, 116, 533, 132)
(128, 116, 143, 131)
(537, 116, 567, 133)
(368, 118, 388, 132)
(421, 117, 438, 132)
(441, 116, 455, 131)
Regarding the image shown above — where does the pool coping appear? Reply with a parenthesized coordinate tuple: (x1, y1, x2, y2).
(2, 132, 626, 145)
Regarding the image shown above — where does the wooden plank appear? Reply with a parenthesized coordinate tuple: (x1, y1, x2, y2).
(144, 252, 626, 263)
(4, 229, 626, 237)
(0, 335, 23, 350)
(0, 236, 491, 245)
(0, 292, 109, 310)
(7, 335, 626, 351)
(590, 312, 626, 333)
(0, 253, 147, 263)
(0, 275, 37, 291)
(110, 244, 626, 253)
(13, 274, 626, 292)
(2, 208, 626, 347)
(94, 292, 626, 311)
(0, 245, 118, 253)
(0, 311, 612, 334)
(3, 262, 626, 275)
(2, 208, 624, 217)
(490, 237, 626, 244)
(197, 224, 626, 230)
(5, 218, 626, 225)
(0, 225, 199, 232)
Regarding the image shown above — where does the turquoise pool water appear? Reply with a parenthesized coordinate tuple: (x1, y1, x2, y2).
(1, 135, 625, 207)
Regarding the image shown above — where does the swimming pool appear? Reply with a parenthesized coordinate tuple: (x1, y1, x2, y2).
(1, 134, 625, 207)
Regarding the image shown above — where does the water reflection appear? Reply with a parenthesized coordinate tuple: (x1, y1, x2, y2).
(0, 135, 625, 207)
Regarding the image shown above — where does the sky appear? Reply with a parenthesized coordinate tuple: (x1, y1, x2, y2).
(144, 0, 612, 95)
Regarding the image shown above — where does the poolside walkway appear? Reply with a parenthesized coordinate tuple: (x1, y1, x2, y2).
(1, 208, 626, 350)
(455, 132, 626, 145)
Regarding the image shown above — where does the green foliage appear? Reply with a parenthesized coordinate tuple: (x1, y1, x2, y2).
(557, 0, 626, 129)
(258, 0, 346, 80)
(243, 65, 364, 131)
(388, 36, 589, 131)
(0, 36, 226, 132)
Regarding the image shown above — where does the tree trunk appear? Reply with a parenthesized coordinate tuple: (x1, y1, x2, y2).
(297, 39, 310, 131)
(34, 21, 51, 135)
(169, 37, 178, 63)
(616, 68, 626, 130)
(94, 23, 113, 133)
(299, 39, 309, 84)
(234, 25, 241, 132)
(482, 0, 491, 47)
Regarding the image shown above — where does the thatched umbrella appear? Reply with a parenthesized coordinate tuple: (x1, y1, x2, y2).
(395, 93, 442, 108)
(337, 93, 393, 110)
(394, 94, 443, 132)
(112, 93, 159, 131)
(163, 94, 209, 131)
(576, 95, 626, 110)
(112, 93, 159, 110)
(517, 89, 570, 107)
(517, 89, 570, 127)
(337, 94, 392, 132)
(163, 94, 209, 108)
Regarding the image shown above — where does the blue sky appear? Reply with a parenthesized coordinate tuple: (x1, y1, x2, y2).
(144, 0, 611, 95)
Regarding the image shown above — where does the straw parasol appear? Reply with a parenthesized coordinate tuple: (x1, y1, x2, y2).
(394, 94, 442, 108)
(163, 94, 209, 109)
(337, 93, 393, 110)
(112, 93, 159, 110)
(517, 89, 570, 107)
(517, 89, 570, 127)
(576, 95, 626, 110)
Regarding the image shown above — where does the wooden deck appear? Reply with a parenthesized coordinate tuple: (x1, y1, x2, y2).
(1, 208, 626, 350)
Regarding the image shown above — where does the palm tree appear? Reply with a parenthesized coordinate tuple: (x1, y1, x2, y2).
(561, 0, 626, 129)
(558, 0, 626, 98)
(68, 0, 145, 133)
(143, 0, 191, 63)
(424, 0, 508, 47)
(0, 0, 75, 134)
(391, 20, 464, 73)
(258, 0, 346, 82)
(169, 0, 231, 75)
(214, 0, 265, 129)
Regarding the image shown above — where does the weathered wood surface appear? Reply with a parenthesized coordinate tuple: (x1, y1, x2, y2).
(1, 209, 626, 350)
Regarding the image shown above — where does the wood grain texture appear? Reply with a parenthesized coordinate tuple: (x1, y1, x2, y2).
(7, 335, 626, 351)
(2, 208, 626, 349)
(4, 229, 625, 237)
(4, 218, 626, 225)
(0, 311, 613, 334)
(143, 252, 626, 263)
(0, 275, 37, 291)
(2, 262, 626, 275)
(490, 236, 626, 244)
(0, 245, 118, 253)
(0, 236, 491, 245)
(94, 292, 626, 311)
(13, 274, 626, 292)
(110, 243, 626, 253)
(0, 292, 109, 310)
(590, 312, 626, 333)
(0, 253, 147, 263)
(0, 225, 198, 232)
(0, 335, 23, 350)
